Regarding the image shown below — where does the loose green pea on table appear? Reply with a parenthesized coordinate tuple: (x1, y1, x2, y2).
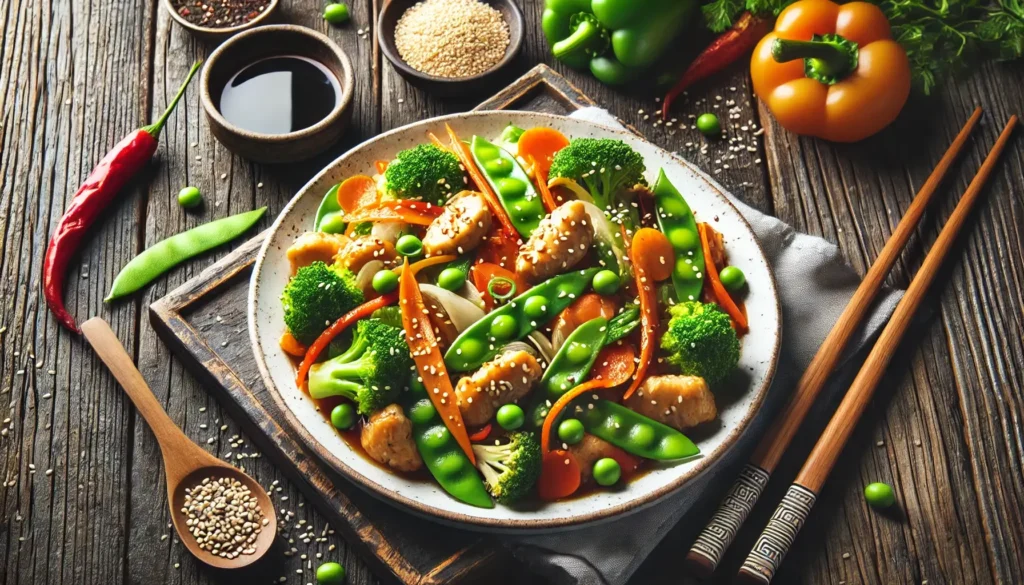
(864, 482, 896, 509)
(316, 561, 346, 584)
(697, 113, 721, 136)
(323, 3, 350, 25)
(177, 186, 202, 208)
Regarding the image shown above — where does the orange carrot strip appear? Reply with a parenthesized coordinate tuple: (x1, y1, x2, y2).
(518, 127, 569, 176)
(343, 199, 443, 225)
(541, 344, 637, 454)
(631, 227, 675, 282)
(337, 175, 380, 214)
(392, 254, 457, 278)
(538, 450, 581, 501)
(399, 258, 475, 464)
(295, 294, 398, 389)
(427, 131, 449, 152)
(279, 331, 307, 358)
(468, 423, 492, 442)
(526, 155, 558, 213)
(698, 223, 748, 332)
(374, 159, 389, 175)
(445, 123, 520, 240)
(619, 226, 657, 401)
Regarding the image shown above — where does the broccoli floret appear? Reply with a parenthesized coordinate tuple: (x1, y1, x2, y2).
(282, 261, 364, 344)
(548, 138, 646, 218)
(370, 305, 403, 329)
(308, 319, 413, 414)
(471, 431, 541, 504)
(383, 143, 464, 205)
(660, 301, 740, 386)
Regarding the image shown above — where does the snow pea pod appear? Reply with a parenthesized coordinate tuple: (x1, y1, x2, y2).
(470, 135, 546, 238)
(314, 183, 345, 233)
(445, 268, 600, 372)
(527, 317, 608, 428)
(105, 207, 266, 301)
(403, 376, 493, 508)
(652, 169, 705, 302)
(578, 398, 699, 460)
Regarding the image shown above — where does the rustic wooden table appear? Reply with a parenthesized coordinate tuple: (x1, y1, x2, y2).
(2, 1, 1022, 584)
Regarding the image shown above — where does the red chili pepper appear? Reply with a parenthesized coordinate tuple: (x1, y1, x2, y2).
(660, 13, 772, 120)
(43, 61, 202, 332)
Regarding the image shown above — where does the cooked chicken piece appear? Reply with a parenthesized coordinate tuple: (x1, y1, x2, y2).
(625, 375, 717, 431)
(286, 231, 350, 275)
(337, 236, 399, 273)
(456, 349, 542, 427)
(516, 200, 594, 283)
(568, 434, 639, 484)
(360, 404, 423, 473)
(423, 191, 492, 257)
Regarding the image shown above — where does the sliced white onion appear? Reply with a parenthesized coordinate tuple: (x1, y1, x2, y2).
(551, 326, 568, 354)
(419, 284, 485, 332)
(548, 177, 595, 203)
(370, 221, 406, 244)
(580, 200, 630, 276)
(458, 281, 487, 310)
(502, 341, 537, 359)
(355, 260, 383, 295)
(526, 330, 555, 364)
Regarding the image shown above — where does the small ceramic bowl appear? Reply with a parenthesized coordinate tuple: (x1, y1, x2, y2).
(163, 0, 280, 42)
(378, 0, 524, 96)
(200, 25, 354, 164)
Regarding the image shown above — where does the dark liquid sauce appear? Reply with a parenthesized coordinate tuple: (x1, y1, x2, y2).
(218, 56, 339, 135)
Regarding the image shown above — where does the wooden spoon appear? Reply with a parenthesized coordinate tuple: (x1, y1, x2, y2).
(82, 317, 276, 569)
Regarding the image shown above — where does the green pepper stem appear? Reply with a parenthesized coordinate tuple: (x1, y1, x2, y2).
(142, 60, 203, 139)
(551, 18, 605, 60)
(771, 36, 858, 84)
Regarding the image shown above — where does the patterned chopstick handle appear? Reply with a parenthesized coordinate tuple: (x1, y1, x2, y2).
(685, 464, 771, 576)
(737, 484, 818, 584)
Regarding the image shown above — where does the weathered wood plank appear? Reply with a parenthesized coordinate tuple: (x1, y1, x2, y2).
(0, 2, 154, 585)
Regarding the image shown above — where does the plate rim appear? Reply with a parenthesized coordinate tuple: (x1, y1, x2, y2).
(248, 110, 782, 532)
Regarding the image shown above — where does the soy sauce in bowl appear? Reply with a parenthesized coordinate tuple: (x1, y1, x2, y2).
(218, 56, 341, 135)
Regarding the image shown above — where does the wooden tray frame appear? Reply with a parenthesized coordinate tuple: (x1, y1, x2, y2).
(150, 64, 595, 585)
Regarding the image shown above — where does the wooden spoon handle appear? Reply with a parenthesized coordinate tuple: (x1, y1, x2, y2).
(82, 317, 199, 475)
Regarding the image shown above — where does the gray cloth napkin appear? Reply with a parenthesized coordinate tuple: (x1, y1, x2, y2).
(505, 107, 903, 585)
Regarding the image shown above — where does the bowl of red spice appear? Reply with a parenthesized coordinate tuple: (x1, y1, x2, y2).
(378, 0, 524, 95)
(164, 0, 280, 41)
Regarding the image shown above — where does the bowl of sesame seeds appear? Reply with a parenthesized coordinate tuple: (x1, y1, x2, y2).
(164, 0, 280, 41)
(378, 0, 524, 95)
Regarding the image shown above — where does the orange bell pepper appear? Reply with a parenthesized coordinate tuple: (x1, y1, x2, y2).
(750, 0, 910, 142)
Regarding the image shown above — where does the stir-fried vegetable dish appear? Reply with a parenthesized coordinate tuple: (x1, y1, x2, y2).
(279, 124, 752, 507)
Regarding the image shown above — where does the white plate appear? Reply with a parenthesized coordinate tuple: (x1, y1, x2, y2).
(249, 111, 781, 532)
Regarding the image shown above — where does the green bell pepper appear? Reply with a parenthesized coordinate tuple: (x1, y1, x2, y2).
(543, 0, 695, 84)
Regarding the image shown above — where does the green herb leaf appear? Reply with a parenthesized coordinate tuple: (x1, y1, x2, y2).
(702, 0, 746, 33)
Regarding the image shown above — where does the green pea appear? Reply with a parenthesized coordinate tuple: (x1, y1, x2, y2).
(566, 342, 590, 365)
(489, 314, 518, 340)
(396, 234, 423, 257)
(593, 458, 621, 486)
(408, 399, 436, 425)
(330, 403, 356, 430)
(496, 177, 527, 198)
(630, 424, 656, 448)
(483, 158, 513, 176)
(437, 267, 467, 291)
(372, 269, 398, 294)
(319, 214, 347, 234)
(864, 482, 895, 509)
(697, 113, 721, 136)
(177, 186, 202, 208)
(458, 337, 486, 362)
(423, 425, 450, 449)
(496, 404, 525, 430)
(719, 266, 746, 292)
(668, 228, 698, 250)
(323, 3, 350, 25)
(675, 258, 699, 281)
(475, 144, 500, 161)
(557, 419, 584, 445)
(592, 269, 620, 295)
(523, 295, 548, 319)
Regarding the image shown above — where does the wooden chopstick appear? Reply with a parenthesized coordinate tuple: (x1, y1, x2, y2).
(683, 106, 984, 577)
(735, 115, 1018, 585)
